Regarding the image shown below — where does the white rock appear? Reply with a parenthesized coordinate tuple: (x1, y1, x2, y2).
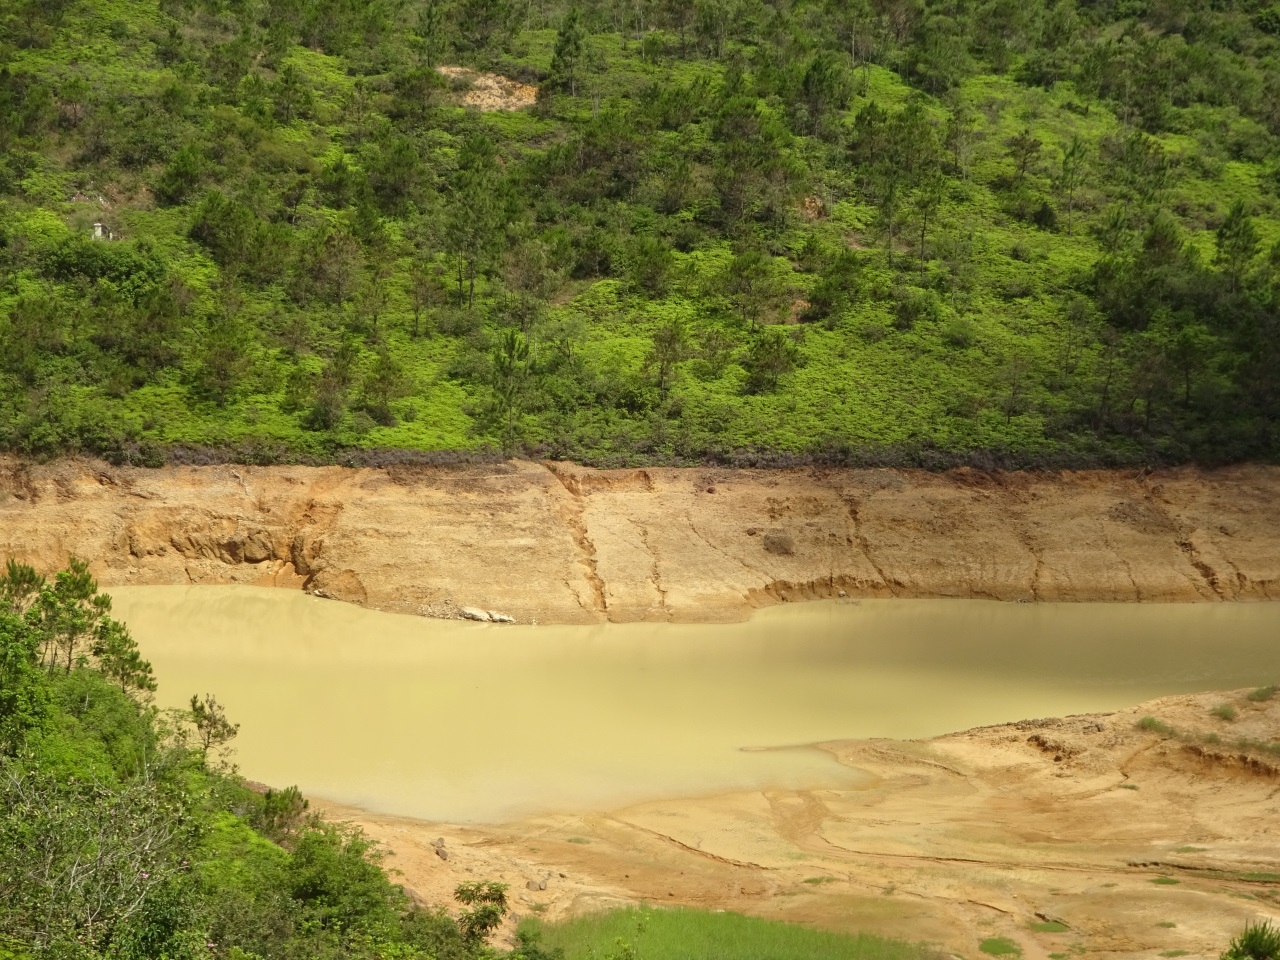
(487, 611, 516, 623)
(460, 607, 492, 622)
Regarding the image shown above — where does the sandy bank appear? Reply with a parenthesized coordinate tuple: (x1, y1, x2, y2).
(2, 458, 1278, 622)
(317, 688, 1280, 958)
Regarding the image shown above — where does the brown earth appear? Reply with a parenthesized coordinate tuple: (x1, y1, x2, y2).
(1, 458, 1278, 623)
(317, 688, 1280, 958)
(437, 66, 537, 111)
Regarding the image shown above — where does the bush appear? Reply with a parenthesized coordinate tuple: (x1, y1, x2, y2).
(1247, 686, 1277, 703)
(1223, 921, 1280, 960)
(1211, 704, 1238, 722)
(1137, 717, 1175, 735)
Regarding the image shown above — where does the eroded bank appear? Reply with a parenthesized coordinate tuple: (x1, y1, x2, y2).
(2, 458, 1278, 623)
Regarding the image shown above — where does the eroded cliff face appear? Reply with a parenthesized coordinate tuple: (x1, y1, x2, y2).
(1, 457, 1276, 623)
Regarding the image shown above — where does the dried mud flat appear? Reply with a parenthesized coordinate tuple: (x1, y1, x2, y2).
(318, 690, 1280, 959)
(1, 458, 1278, 623)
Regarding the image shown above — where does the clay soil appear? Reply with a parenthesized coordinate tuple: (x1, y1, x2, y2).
(2, 458, 1277, 623)
(318, 690, 1280, 959)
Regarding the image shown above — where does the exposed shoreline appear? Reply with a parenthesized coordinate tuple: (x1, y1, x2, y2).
(316, 688, 1280, 958)
(2, 457, 1278, 623)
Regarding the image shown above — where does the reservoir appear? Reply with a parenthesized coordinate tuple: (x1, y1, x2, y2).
(110, 586, 1280, 823)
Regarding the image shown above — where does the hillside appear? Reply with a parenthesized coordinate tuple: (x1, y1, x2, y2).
(1, 0, 1279, 467)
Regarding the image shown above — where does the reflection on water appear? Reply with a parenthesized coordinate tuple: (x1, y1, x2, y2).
(109, 587, 1280, 823)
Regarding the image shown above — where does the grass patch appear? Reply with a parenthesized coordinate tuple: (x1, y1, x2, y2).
(1173, 847, 1206, 854)
(1238, 873, 1280, 883)
(1152, 877, 1181, 885)
(1248, 686, 1278, 703)
(980, 938, 1023, 957)
(1049, 954, 1070, 959)
(524, 907, 929, 960)
(804, 876, 839, 885)
(1119, 783, 1140, 790)
(1160, 951, 1189, 957)
(1212, 704, 1238, 722)
(1156, 922, 1178, 928)
(1031, 921, 1069, 933)
(565, 837, 591, 844)
(1137, 717, 1175, 735)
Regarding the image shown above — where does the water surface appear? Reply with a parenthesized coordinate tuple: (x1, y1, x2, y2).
(110, 587, 1280, 822)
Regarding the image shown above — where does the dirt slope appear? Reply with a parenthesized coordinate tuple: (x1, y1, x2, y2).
(319, 688, 1280, 959)
(1, 458, 1277, 623)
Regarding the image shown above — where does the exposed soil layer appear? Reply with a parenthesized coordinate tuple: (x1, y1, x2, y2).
(317, 689, 1280, 958)
(2, 459, 1278, 622)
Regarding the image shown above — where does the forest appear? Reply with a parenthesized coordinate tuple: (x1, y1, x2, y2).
(1, 0, 1278, 467)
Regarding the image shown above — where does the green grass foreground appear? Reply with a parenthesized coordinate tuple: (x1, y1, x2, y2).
(523, 906, 931, 960)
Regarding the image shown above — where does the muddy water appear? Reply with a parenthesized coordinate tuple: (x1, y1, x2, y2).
(109, 587, 1280, 823)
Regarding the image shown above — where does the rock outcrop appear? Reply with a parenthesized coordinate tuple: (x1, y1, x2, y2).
(1, 457, 1277, 623)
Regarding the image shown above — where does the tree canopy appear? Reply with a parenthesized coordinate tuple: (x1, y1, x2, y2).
(0, 0, 1278, 468)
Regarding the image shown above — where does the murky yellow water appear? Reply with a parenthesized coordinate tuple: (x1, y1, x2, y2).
(109, 587, 1280, 823)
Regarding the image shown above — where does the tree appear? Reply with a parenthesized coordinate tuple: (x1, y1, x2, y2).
(870, 163, 905, 265)
(0, 612, 47, 755)
(911, 172, 946, 279)
(409, 263, 444, 338)
(91, 619, 155, 696)
(455, 881, 508, 945)
(1055, 135, 1088, 235)
(1007, 128, 1043, 185)
(416, 0, 446, 67)
(34, 558, 110, 674)
(490, 329, 532, 454)
(361, 348, 406, 425)
(1216, 200, 1260, 295)
(745, 328, 800, 393)
(188, 693, 239, 762)
(548, 7, 586, 97)
(1, 559, 44, 614)
(445, 136, 504, 309)
(724, 246, 782, 329)
(647, 319, 686, 398)
(800, 52, 851, 133)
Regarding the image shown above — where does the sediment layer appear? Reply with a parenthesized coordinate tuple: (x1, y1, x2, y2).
(2, 458, 1277, 622)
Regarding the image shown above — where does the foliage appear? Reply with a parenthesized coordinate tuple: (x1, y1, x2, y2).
(1223, 921, 1280, 960)
(1, 0, 1278, 470)
(0, 559, 548, 960)
(526, 905, 930, 960)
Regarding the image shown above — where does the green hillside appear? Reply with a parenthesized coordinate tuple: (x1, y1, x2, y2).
(1, 0, 1278, 467)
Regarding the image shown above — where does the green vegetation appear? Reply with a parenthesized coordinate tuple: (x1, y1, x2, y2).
(524, 906, 928, 960)
(1152, 876, 1181, 885)
(1160, 951, 1188, 958)
(1248, 686, 1278, 703)
(1212, 704, 1238, 722)
(0, 557, 558, 959)
(1157, 922, 1178, 928)
(1137, 716, 1175, 735)
(1030, 921, 1068, 934)
(1, 0, 1279, 467)
(1223, 921, 1280, 960)
(979, 937, 1023, 957)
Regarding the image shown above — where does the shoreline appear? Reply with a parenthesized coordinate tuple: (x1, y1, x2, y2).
(3, 457, 1278, 623)
(311, 688, 1280, 958)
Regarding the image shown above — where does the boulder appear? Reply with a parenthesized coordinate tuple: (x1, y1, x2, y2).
(460, 607, 492, 622)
